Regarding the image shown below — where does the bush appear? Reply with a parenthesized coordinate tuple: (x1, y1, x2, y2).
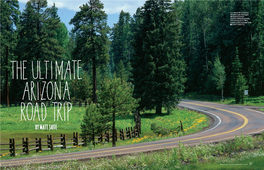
(80, 102, 109, 146)
(151, 123, 175, 136)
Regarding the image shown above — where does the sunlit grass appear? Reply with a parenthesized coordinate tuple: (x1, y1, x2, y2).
(0, 106, 209, 159)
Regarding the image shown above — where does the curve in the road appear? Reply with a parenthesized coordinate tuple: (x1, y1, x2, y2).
(1, 100, 264, 167)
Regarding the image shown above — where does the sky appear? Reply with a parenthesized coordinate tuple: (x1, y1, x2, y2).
(19, 0, 146, 32)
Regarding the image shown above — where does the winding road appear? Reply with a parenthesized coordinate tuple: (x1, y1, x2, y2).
(1, 99, 264, 167)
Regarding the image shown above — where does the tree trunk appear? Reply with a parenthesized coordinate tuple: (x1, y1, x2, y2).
(242, 91, 244, 104)
(112, 110, 116, 147)
(91, 4, 97, 104)
(156, 105, 162, 115)
(134, 109, 141, 133)
(257, 3, 263, 94)
(92, 57, 97, 103)
(203, 28, 208, 73)
(6, 46, 9, 109)
(221, 87, 224, 102)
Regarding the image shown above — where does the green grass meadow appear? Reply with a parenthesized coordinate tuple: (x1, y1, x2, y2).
(0, 105, 209, 158)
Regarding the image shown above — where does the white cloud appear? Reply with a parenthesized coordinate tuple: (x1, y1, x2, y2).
(19, 0, 146, 15)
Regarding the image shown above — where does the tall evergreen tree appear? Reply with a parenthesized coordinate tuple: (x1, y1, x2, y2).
(70, 0, 110, 103)
(116, 60, 126, 81)
(230, 47, 242, 96)
(132, 0, 185, 114)
(14, 0, 65, 101)
(81, 102, 109, 145)
(0, 0, 20, 106)
(45, 3, 69, 59)
(248, 0, 264, 96)
(97, 76, 138, 147)
(234, 73, 248, 104)
(110, 10, 133, 72)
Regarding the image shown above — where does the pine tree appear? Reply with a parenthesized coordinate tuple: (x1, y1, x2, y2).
(230, 47, 242, 96)
(110, 10, 133, 72)
(211, 57, 226, 101)
(132, 0, 185, 114)
(234, 74, 248, 104)
(248, 0, 264, 96)
(0, 0, 20, 107)
(97, 76, 138, 147)
(180, 0, 195, 93)
(70, 71, 92, 102)
(14, 1, 65, 101)
(70, 0, 110, 103)
(116, 60, 126, 81)
(81, 102, 109, 145)
(45, 3, 68, 59)
(14, 1, 41, 100)
(126, 61, 132, 82)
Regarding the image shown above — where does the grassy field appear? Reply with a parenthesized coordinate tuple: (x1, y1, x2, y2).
(2, 133, 264, 170)
(183, 92, 264, 107)
(0, 106, 209, 158)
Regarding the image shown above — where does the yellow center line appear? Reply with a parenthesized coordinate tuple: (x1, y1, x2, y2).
(1, 102, 248, 165)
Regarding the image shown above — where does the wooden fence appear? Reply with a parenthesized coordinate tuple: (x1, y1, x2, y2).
(0, 126, 140, 157)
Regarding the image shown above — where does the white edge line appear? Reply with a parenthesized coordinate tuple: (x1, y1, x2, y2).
(178, 104, 221, 134)
(245, 108, 264, 115)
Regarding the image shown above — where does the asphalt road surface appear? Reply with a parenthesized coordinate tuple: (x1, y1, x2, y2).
(1, 99, 264, 167)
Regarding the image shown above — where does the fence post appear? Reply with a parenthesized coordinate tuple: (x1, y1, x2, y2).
(73, 132, 76, 146)
(135, 126, 137, 137)
(180, 120, 183, 132)
(122, 129, 125, 140)
(13, 139, 16, 157)
(50, 135, 54, 151)
(26, 138, 29, 155)
(129, 128, 132, 139)
(22, 138, 25, 154)
(76, 132, 79, 146)
(125, 127, 127, 139)
(47, 135, 50, 150)
(119, 129, 122, 140)
(61, 134, 64, 149)
(39, 138, 42, 152)
(63, 134, 67, 149)
(36, 138, 38, 153)
(9, 139, 13, 156)
(101, 132, 103, 143)
(85, 101, 87, 107)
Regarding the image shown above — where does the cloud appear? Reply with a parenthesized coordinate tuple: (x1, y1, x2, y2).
(19, 0, 146, 15)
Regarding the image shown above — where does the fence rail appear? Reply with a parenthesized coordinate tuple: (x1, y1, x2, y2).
(0, 125, 140, 157)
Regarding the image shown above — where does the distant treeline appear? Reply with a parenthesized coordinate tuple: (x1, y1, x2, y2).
(1, 0, 264, 108)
